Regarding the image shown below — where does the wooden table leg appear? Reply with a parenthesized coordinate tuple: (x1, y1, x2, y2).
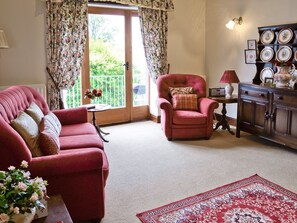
(213, 103, 234, 135)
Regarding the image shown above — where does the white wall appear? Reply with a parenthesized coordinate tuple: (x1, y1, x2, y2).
(206, 0, 297, 118)
(0, 0, 47, 85)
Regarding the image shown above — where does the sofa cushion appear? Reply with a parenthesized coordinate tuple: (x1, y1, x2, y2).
(173, 110, 207, 125)
(25, 102, 44, 124)
(39, 116, 60, 155)
(11, 112, 43, 157)
(169, 87, 193, 96)
(60, 123, 97, 137)
(39, 128, 60, 155)
(172, 94, 198, 111)
(40, 112, 62, 136)
(59, 134, 104, 150)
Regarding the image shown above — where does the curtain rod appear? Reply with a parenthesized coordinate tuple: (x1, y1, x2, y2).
(88, 2, 137, 10)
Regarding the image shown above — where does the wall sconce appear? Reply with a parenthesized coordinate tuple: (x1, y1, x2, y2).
(226, 17, 243, 30)
(0, 30, 9, 49)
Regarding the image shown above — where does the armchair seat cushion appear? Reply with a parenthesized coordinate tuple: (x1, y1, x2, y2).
(173, 110, 207, 125)
(60, 123, 97, 137)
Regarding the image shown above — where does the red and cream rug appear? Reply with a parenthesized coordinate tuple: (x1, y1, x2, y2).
(137, 174, 297, 223)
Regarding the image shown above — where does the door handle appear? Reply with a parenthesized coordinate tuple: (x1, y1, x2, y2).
(123, 62, 129, 71)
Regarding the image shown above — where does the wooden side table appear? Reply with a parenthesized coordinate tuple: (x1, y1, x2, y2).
(32, 195, 73, 223)
(87, 104, 111, 143)
(209, 96, 238, 135)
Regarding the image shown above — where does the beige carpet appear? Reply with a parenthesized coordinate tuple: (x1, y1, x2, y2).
(101, 121, 297, 223)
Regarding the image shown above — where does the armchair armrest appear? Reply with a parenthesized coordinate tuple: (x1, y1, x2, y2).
(158, 98, 173, 115)
(199, 98, 219, 116)
(52, 107, 88, 125)
(28, 148, 105, 177)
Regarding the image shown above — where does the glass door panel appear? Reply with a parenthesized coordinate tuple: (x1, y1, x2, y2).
(132, 17, 149, 107)
(88, 14, 126, 108)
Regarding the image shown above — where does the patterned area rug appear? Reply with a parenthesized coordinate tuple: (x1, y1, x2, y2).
(136, 174, 297, 223)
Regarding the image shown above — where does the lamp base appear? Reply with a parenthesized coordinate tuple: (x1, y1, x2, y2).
(225, 83, 234, 99)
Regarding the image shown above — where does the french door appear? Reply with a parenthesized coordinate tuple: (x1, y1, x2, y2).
(82, 6, 149, 125)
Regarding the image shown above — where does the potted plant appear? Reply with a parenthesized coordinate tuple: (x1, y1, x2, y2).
(0, 161, 47, 223)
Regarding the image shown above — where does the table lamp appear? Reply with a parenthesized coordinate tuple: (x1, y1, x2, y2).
(220, 70, 240, 98)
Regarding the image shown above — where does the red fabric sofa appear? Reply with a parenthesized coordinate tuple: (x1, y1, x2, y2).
(157, 74, 219, 140)
(0, 85, 109, 222)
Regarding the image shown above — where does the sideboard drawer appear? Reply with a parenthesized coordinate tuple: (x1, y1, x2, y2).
(274, 93, 297, 107)
(240, 87, 269, 101)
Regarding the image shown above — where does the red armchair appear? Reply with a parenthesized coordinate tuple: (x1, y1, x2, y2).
(157, 74, 219, 140)
(0, 86, 108, 222)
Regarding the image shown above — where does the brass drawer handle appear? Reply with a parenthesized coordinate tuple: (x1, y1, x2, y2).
(244, 91, 249, 94)
(278, 96, 283, 100)
(259, 93, 265, 97)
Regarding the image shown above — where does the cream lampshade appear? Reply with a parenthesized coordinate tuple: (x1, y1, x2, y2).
(0, 30, 9, 49)
(220, 70, 240, 98)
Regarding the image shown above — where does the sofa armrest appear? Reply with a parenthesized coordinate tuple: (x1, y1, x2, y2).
(199, 98, 219, 116)
(52, 107, 88, 125)
(28, 148, 105, 177)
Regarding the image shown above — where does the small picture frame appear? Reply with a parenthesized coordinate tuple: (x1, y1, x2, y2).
(264, 77, 274, 84)
(247, 39, 257, 50)
(245, 49, 256, 64)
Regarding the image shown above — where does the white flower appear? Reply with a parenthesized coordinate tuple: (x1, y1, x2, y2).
(5, 176, 11, 183)
(23, 171, 31, 178)
(30, 192, 39, 202)
(8, 166, 15, 171)
(13, 207, 20, 214)
(9, 206, 19, 215)
(0, 213, 9, 223)
(20, 160, 28, 168)
(17, 182, 27, 191)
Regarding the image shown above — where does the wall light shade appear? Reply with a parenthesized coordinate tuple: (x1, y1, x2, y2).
(220, 70, 240, 98)
(0, 30, 9, 49)
(226, 17, 243, 30)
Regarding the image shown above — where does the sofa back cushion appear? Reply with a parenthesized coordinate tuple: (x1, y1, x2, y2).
(25, 102, 44, 124)
(39, 115, 61, 155)
(11, 112, 43, 157)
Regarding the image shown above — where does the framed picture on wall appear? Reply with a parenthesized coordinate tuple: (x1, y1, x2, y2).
(245, 49, 257, 64)
(247, 39, 257, 49)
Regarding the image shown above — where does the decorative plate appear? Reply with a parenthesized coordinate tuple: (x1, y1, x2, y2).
(260, 30, 274, 44)
(277, 28, 293, 44)
(276, 46, 292, 62)
(260, 47, 274, 62)
(260, 67, 274, 82)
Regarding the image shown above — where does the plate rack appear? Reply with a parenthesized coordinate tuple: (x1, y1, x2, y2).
(253, 23, 297, 85)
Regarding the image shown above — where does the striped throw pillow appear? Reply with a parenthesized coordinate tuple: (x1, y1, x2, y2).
(172, 94, 198, 111)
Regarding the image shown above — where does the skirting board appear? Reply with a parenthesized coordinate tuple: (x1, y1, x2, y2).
(149, 113, 160, 123)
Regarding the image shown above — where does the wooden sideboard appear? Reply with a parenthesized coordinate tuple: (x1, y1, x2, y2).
(236, 83, 297, 149)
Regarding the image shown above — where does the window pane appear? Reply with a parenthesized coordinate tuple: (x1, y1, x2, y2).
(132, 17, 149, 106)
(89, 14, 125, 108)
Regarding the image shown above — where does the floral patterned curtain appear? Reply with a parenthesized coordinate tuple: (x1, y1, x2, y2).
(46, 0, 88, 110)
(139, 8, 169, 82)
